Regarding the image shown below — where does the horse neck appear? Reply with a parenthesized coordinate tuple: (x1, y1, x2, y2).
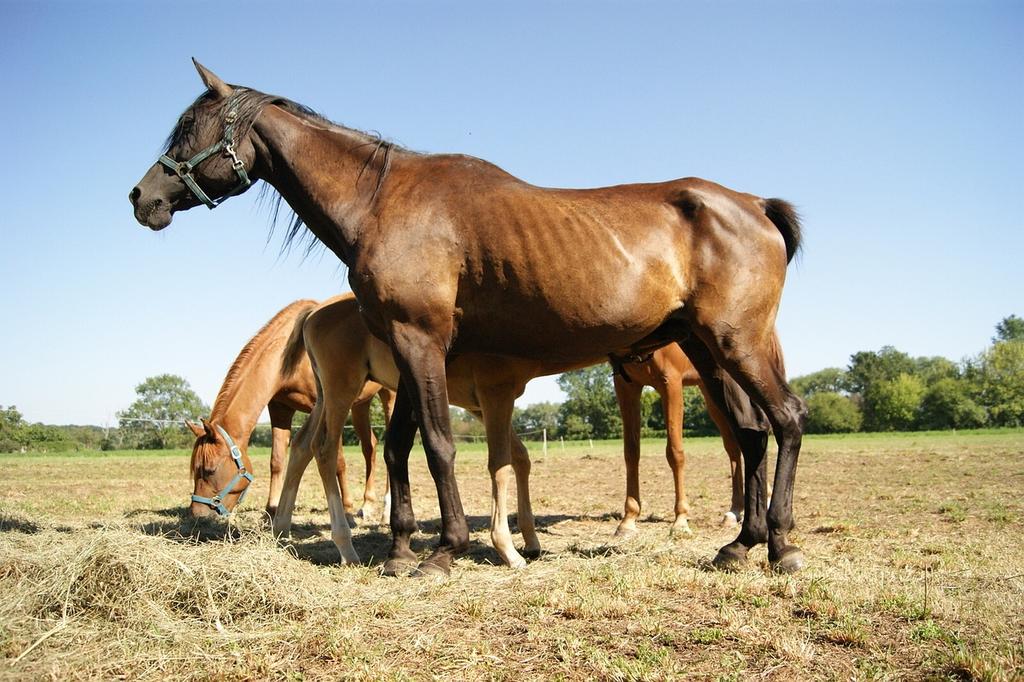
(251, 105, 388, 264)
(209, 325, 292, 446)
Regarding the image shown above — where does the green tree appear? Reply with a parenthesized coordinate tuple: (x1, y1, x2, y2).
(994, 315, 1024, 343)
(968, 340, 1024, 427)
(678, 386, 717, 436)
(847, 346, 915, 396)
(557, 365, 621, 439)
(913, 356, 960, 386)
(863, 373, 925, 431)
(917, 378, 986, 430)
(0, 405, 26, 452)
(805, 392, 862, 433)
(790, 367, 849, 397)
(512, 402, 560, 439)
(117, 374, 209, 449)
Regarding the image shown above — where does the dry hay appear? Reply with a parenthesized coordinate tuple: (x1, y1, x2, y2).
(2, 431, 1023, 680)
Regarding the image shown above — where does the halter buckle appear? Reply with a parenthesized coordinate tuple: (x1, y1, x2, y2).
(175, 161, 193, 177)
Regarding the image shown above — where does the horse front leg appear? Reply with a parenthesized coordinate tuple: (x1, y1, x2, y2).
(266, 402, 296, 517)
(612, 375, 644, 538)
(661, 378, 692, 537)
(350, 398, 379, 522)
(388, 323, 468, 578)
(380, 381, 420, 576)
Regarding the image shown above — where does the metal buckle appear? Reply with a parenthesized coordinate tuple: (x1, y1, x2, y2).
(176, 161, 193, 177)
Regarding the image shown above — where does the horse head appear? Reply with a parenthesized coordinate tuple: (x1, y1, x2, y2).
(187, 417, 254, 519)
(130, 60, 259, 230)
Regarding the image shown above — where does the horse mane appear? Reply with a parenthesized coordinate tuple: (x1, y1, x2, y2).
(209, 299, 319, 420)
(166, 85, 405, 260)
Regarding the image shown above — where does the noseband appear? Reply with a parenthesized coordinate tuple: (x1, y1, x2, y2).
(158, 97, 251, 209)
(191, 425, 254, 516)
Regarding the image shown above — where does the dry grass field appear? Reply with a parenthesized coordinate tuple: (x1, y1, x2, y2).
(1, 430, 1022, 680)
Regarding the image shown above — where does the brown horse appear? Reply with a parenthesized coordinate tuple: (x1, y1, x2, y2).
(186, 299, 394, 520)
(614, 344, 744, 538)
(131, 62, 807, 576)
(276, 294, 749, 566)
(613, 334, 784, 538)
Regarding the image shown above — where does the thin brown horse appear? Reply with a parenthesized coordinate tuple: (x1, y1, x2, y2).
(186, 299, 394, 520)
(131, 62, 808, 576)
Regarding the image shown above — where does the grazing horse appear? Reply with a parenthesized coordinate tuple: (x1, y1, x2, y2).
(130, 61, 807, 576)
(186, 299, 394, 520)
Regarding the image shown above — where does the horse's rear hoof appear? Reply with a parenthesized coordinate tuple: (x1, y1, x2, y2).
(521, 547, 542, 561)
(770, 547, 806, 574)
(712, 544, 749, 572)
(720, 511, 740, 528)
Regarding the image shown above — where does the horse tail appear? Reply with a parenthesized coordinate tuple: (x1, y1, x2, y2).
(281, 300, 320, 378)
(763, 198, 802, 263)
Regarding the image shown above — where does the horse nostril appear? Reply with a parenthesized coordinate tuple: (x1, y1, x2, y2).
(129, 187, 141, 205)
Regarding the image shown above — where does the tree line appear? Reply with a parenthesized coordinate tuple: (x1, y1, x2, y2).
(2, 316, 1021, 452)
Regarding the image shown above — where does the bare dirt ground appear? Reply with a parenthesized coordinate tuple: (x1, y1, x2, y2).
(1, 430, 1022, 680)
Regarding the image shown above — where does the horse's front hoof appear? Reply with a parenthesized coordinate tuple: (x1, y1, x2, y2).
(712, 544, 749, 572)
(411, 557, 452, 580)
(521, 546, 542, 561)
(380, 550, 418, 577)
(613, 525, 638, 539)
(669, 520, 693, 538)
(770, 546, 806, 575)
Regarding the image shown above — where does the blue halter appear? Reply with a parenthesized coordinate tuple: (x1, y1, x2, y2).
(157, 97, 251, 209)
(191, 425, 254, 516)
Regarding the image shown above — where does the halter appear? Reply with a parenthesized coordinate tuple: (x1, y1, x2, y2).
(191, 425, 254, 516)
(158, 97, 251, 209)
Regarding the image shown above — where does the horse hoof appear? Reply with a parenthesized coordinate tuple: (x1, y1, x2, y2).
(770, 547, 806, 575)
(712, 546, 749, 572)
(411, 560, 451, 580)
(521, 547, 542, 561)
(380, 555, 418, 578)
(614, 526, 638, 539)
(339, 552, 362, 566)
(720, 512, 740, 528)
(669, 522, 694, 538)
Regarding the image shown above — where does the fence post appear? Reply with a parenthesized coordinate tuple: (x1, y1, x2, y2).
(543, 428, 548, 457)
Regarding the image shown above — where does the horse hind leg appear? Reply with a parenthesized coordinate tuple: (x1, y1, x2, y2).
(510, 431, 541, 559)
(476, 390, 528, 569)
(701, 386, 745, 527)
(684, 329, 808, 573)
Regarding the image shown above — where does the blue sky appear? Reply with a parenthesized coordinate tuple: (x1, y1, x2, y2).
(1, 1, 1021, 426)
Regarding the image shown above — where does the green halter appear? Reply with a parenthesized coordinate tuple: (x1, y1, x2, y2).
(158, 99, 251, 209)
(191, 425, 254, 516)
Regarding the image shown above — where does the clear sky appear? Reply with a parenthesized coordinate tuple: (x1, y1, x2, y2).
(1, 1, 1021, 426)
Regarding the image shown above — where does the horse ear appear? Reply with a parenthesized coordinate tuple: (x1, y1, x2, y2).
(185, 420, 204, 437)
(192, 58, 233, 98)
(200, 417, 217, 438)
